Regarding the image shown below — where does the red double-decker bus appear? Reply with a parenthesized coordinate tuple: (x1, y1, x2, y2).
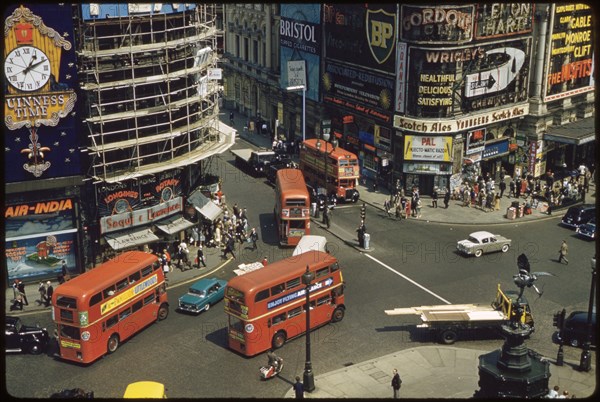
(274, 168, 311, 246)
(224, 250, 346, 357)
(300, 138, 360, 203)
(51, 251, 169, 364)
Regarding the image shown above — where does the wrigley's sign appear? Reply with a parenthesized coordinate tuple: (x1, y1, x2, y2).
(394, 103, 528, 134)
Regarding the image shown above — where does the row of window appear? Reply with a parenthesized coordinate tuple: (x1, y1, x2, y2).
(103, 292, 158, 331)
(58, 292, 158, 341)
(254, 263, 339, 303)
(270, 294, 333, 326)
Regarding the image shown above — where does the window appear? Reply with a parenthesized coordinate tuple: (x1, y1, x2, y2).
(272, 312, 286, 325)
(132, 300, 143, 314)
(316, 267, 329, 279)
(255, 289, 270, 302)
(105, 315, 118, 330)
(90, 292, 103, 307)
(330, 263, 340, 272)
(119, 308, 132, 321)
(56, 296, 77, 309)
(59, 324, 80, 340)
(143, 294, 155, 305)
(116, 278, 129, 291)
(286, 277, 301, 290)
(271, 283, 285, 296)
(317, 295, 331, 306)
(104, 286, 116, 298)
(288, 306, 303, 318)
(129, 271, 141, 284)
(141, 265, 153, 277)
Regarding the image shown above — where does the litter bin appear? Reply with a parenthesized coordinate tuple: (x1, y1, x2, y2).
(363, 233, 370, 250)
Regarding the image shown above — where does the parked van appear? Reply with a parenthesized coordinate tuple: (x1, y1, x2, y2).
(557, 311, 596, 348)
(561, 204, 596, 229)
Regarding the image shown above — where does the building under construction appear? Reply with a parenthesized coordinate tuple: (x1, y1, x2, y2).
(73, 3, 232, 259)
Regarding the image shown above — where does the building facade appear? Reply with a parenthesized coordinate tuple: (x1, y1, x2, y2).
(4, 3, 232, 282)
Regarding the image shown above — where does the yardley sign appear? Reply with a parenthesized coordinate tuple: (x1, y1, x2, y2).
(100, 196, 183, 234)
(394, 103, 528, 134)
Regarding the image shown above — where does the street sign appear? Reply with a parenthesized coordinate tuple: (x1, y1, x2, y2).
(287, 60, 306, 88)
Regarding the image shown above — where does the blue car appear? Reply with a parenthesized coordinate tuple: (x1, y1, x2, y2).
(177, 278, 227, 314)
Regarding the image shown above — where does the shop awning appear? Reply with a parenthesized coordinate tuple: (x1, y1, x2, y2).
(104, 227, 159, 251)
(155, 215, 195, 235)
(187, 190, 223, 221)
(543, 118, 595, 145)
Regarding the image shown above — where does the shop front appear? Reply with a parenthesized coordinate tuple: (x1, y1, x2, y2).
(402, 134, 453, 195)
(543, 117, 596, 174)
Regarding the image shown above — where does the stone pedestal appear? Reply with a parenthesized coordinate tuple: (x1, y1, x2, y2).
(475, 324, 550, 398)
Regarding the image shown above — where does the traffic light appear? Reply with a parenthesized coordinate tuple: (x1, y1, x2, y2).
(553, 308, 566, 328)
(360, 203, 366, 221)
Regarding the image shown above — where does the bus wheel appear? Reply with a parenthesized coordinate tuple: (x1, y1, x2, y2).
(157, 304, 169, 321)
(272, 331, 287, 349)
(440, 329, 458, 345)
(107, 334, 120, 354)
(331, 306, 345, 322)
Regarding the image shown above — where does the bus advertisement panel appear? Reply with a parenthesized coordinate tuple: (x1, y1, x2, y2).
(274, 169, 311, 246)
(51, 251, 169, 364)
(224, 250, 345, 357)
(300, 139, 360, 203)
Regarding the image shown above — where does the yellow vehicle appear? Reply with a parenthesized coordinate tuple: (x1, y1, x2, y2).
(123, 381, 167, 398)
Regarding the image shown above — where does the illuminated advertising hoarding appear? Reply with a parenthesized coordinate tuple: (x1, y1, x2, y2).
(4, 4, 81, 183)
(279, 4, 321, 102)
(5, 198, 78, 283)
(544, 3, 594, 102)
(400, 5, 474, 44)
(322, 3, 397, 124)
(403, 135, 453, 162)
(474, 3, 534, 40)
(324, 3, 397, 73)
(97, 170, 183, 217)
(405, 38, 531, 118)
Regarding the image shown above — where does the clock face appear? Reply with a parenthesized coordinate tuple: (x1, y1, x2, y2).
(5, 46, 52, 92)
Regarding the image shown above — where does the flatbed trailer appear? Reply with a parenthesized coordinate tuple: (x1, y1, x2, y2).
(384, 285, 533, 344)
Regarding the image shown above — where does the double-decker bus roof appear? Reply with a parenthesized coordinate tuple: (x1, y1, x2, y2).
(276, 168, 309, 196)
(55, 251, 158, 296)
(227, 250, 337, 294)
(302, 139, 358, 161)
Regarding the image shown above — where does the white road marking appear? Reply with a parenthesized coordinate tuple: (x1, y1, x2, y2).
(364, 253, 451, 304)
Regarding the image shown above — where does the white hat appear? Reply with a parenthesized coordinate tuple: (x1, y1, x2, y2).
(47, 281, 51, 285)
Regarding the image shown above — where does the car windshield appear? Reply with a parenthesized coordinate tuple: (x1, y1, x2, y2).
(467, 236, 481, 244)
(190, 289, 206, 297)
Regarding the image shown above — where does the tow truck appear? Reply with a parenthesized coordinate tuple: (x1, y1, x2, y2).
(384, 285, 534, 344)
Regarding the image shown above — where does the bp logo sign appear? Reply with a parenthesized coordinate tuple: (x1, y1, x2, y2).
(366, 9, 397, 65)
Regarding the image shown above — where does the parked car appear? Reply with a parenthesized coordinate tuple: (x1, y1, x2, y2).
(561, 204, 596, 229)
(177, 278, 227, 314)
(576, 218, 596, 240)
(5, 316, 50, 355)
(456, 231, 511, 258)
(556, 311, 597, 348)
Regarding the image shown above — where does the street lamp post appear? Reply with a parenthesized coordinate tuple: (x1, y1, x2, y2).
(286, 85, 306, 142)
(302, 265, 315, 392)
(579, 255, 596, 371)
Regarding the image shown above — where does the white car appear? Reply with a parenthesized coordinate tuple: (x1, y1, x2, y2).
(457, 231, 511, 257)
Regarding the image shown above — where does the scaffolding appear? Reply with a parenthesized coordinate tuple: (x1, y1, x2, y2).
(75, 4, 226, 183)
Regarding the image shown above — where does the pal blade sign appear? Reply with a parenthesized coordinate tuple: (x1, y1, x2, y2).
(288, 60, 307, 88)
